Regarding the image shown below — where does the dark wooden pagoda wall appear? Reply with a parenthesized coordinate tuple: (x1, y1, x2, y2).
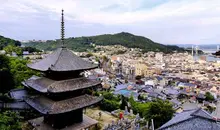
(48, 89, 83, 100)
(47, 86, 98, 101)
(44, 109, 83, 129)
(44, 70, 82, 80)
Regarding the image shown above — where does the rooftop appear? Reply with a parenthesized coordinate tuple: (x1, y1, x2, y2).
(159, 108, 220, 130)
(24, 75, 101, 93)
(28, 48, 97, 72)
(25, 94, 103, 114)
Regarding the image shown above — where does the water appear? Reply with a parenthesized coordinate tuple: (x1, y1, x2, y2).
(192, 49, 220, 62)
(193, 55, 220, 62)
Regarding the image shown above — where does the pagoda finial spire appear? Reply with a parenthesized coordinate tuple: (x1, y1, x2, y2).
(61, 9, 65, 47)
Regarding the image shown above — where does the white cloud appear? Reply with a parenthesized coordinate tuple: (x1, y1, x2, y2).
(0, 0, 220, 44)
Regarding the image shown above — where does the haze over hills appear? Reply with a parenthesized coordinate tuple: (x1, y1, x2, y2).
(23, 32, 185, 53)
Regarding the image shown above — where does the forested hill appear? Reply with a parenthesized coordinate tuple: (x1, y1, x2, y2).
(24, 32, 185, 53)
(0, 35, 21, 49)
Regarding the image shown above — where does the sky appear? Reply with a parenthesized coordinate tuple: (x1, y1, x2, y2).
(1, 0, 220, 45)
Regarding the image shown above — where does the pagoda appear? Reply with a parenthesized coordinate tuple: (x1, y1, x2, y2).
(23, 9, 103, 129)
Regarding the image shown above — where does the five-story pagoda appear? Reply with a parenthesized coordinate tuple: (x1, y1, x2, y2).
(23, 9, 102, 129)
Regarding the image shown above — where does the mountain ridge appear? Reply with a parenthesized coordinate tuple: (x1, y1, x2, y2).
(23, 32, 184, 53)
(0, 35, 21, 49)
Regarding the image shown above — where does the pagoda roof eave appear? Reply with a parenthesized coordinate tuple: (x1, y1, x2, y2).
(27, 64, 98, 72)
(24, 76, 101, 93)
(25, 94, 103, 114)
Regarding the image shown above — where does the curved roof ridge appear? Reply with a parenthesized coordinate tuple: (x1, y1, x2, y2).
(191, 108, 214, 120)
(25, 94, 103, 114)
(50, 48, 63, 70)
(28, 47, 97, 72)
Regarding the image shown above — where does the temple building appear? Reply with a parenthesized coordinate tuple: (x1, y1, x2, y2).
(21, 9, 103, 129)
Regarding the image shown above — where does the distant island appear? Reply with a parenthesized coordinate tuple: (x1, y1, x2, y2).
(212, 50, 220, 56)
(22, 32, 185, 53)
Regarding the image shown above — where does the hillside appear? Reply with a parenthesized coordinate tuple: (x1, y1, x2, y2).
(24, 32, 185, 53)
(0, 35, 21, 49)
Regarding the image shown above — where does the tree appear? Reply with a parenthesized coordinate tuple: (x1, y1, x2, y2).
(85, 52, 93, 57)
(3, 45, 22, 56)
(100, 99, 120, 112)
(120, 95, 128, 110)
(143, 99, 175, 129)
(97, 91, 121, 112)
(22, 47, 41, 53)
(0, 55, 15, 93)
(0, 55, 40, 94)
(135, 75, 142, 80)
(129, 96, 149, 117)
(0, 35, 21, 50)
(205, 92, 215, 101)
(8, 57, 40, 88)
(0, 111, 22, 130)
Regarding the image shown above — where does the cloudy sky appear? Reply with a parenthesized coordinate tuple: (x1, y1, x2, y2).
(1, 0, 220, 45)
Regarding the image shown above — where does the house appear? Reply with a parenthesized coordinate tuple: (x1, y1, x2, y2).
(170, 99, 181, 110)
(144, 80, 155, 87)
(135, 63, 148, 76)
(23, 51, 29, 55)
(12, 52, 17, 57)
(196, 93, 206, 103)
(144, 68, 156, 77)
(0, 50, 6, 55)
(155, 53, 163, 62)
(155, 76, 167, 86)
(177, 82, 197, 92)
(162, 88, 180, 99)
(111, 56, 122, 74)
(159, 108, 220, 130)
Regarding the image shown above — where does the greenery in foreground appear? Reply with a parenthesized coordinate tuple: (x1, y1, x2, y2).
(3, 45, 41, 56)
(96, 91, 174, 128)
(0, 111, 22, 130)
(0, 55, 40, 94)
(205, 92, 215, 101)
(24, 32, 185, 53)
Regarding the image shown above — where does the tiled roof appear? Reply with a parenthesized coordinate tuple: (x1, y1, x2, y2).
(182, 101, 199, 111)
(28, 48, 97, 71)
(9, 88, 28, 101)
(25, 94, 103, 114)
(24, 76, 101, 93)
(159, 108, 219, 130)
(212, 101, 220, 120)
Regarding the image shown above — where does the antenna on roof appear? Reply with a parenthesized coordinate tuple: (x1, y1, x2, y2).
(61, 9, 65, 47)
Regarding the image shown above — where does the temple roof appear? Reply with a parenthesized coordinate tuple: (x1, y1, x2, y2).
(211, 101, 220, 120)
(27, 48, 97, 72)
(25, 94, 103, 114)
(24, 76, 101, 93)
(159, 108, 219, 130)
